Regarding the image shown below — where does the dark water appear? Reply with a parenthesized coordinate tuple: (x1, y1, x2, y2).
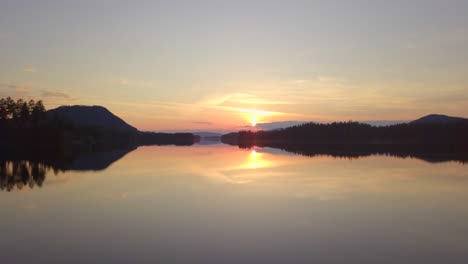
(1, 143, 468, 263)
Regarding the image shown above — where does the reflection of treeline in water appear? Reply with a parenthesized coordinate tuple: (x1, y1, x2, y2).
(222, 121, 468, 145)
(0, 160, 57, 192)
(0, 97, 195, 153)
(222, 121, 468, 164)
(0, 146, 135, 191)
(255, 144, 468, 164)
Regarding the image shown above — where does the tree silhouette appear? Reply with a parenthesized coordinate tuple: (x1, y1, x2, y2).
(32, 100, 45, 120)
(0, 160, 51, 191)
(0, 98, 7, 120)
(12, 99, 24, 119)
(0, 97, 46, 121)
(20, 102, 30, 120)
(5, 97, 15, 119)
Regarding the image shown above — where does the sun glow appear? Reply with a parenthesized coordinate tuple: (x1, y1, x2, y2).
(250, 149, 260, 158)
(242, 108, 273, 128)
(250, 117, 257, 127)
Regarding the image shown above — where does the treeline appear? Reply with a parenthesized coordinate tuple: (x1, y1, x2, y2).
(0, 97, 64, 151)
(138, 132, 195, 146)
(0, 97, 122, 151)
(0, 97, 46, 121)
(221, 121, 468, 146)
(0, 97, 195, 155)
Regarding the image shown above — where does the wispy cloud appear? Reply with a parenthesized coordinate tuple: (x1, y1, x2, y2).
(1, 84, 80, 106)
(6, 84, 31, 93)
(201, 93, 292, 107)
(215, 105, 287, 117)
(1, 83, 32, 98)
(117, 78, 155, 88)
(40, 90, 78, 100)
(101, 74, 468, 130)
(196, 93, 298, 120)
(22, 68, 37, 73)
(22, 204, 37, 210)
(193, 121, 213, 125)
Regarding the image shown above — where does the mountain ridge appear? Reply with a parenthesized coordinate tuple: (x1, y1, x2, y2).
(46, 105, 138, 132)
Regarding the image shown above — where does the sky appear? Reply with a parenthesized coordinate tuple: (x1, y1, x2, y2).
(1, 0, 467, 131)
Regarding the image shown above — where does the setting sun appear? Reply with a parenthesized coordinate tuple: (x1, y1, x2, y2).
(242, 108, 275, 128)
(250, 117, 257, 127)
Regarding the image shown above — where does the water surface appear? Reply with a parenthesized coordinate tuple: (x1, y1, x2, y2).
(1, 144, 468, 263)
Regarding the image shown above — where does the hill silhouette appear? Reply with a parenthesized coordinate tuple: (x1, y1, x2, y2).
(1, 98, 195, 155)
(410, 114, 468, 124)
(47, 105, 137, 132)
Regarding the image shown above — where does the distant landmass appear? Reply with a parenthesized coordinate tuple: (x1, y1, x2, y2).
(222, 114, 468, 147)
(257, 121, 306, 130)
(193, 132, 222, 138)
(47, 105, 138, 132)
(257, 120, 408, 131)
(410, 114, 468, 124)
(1, 99, 196, 155)
(46, 105, 195, 146)
(256, 115, 467, 131)
(193, 132, 222, 144)
(362, 120, 408, 126)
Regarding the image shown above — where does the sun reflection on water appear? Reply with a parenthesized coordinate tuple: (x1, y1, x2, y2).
(244, 149, 272, 169)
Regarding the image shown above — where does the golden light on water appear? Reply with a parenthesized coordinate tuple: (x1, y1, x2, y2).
(250, 149, 260, 158)
(245, 149, 271, 169)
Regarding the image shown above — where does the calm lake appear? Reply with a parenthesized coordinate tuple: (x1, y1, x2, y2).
(1, 143, 468, 263)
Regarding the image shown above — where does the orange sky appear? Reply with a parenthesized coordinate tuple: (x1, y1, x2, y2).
(1, 1, 467, 131)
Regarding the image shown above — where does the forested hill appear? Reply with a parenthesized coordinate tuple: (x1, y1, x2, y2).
(410, 114, 468, 124)
(0, 98, 195, 152)
(46, 105, 137, 132)
(45, 105, 194, 146)
(221, 116, 468, 146)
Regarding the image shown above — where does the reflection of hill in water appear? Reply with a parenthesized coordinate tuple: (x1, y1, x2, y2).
(239, 143, 468, 164)
(63, 148, 134, 171)
(3, 143, 467, 191)
(0, 147, 135, 192)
